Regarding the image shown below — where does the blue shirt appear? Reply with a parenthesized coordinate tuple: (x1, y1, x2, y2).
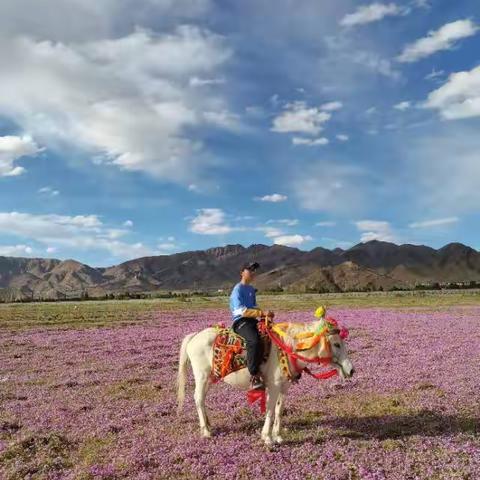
(229, 282, 258, 323)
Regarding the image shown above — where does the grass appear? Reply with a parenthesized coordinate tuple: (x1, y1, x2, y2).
(0, 432, 75, 480)
(0, 290, 479, 331)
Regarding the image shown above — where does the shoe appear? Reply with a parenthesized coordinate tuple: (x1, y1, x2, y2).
(250, 374, 265, 390)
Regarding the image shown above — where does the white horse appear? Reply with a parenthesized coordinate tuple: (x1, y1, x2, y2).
(176, 316, 354, 445)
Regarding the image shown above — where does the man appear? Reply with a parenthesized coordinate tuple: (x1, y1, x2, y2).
(229, 262, 274, 390)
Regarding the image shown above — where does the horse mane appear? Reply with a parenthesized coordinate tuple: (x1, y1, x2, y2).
(280, 319, 325, 348)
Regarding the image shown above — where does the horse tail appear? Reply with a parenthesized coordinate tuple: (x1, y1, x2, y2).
(176, 332, 196, 414)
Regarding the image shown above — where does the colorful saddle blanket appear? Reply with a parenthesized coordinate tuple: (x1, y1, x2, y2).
(210, 323, 271, 382)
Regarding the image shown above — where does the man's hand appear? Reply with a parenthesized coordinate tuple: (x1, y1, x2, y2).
(265, 310, 275, 319)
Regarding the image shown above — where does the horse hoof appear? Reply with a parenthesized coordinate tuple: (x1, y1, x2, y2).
(201, 429, 212, 438)
(263, 436, 273, 447)
(273, 435, 284, 444)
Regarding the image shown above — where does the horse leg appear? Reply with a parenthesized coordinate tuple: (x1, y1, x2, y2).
(272, 391, 285, 444)
(261, 386, 280, 446)
(192, 368, 212, 438)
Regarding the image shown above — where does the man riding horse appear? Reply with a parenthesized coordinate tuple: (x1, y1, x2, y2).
(229, 261, 274, 390)
(177, 263, 354, 443)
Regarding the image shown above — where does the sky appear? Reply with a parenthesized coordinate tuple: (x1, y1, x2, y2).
(0, 0, 479, 266)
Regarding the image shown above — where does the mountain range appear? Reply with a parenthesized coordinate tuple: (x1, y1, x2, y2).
(1, 240, 480, 301)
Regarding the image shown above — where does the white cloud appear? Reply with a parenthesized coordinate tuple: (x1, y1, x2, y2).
(189, 208, 239, 235)
(397, 19, 479, 63)
(156, 242, 180, 254)
(203, 110, 241, 131)
(123, 220, 133, 227)
(394, 101, 411, 111)
(403, 126, 480, 213)
(336, 134, 349, 142)
(273, 234, 313, 247)
(424, 65, 480, 120)
(261, 226, 286, 239)
(425, 69, 445, 81)
(293, 162, 367, 213)
(245, 105, 264, 117)
(351, 51, 400, 80)
(189, 76, 225, 87)
(0, 135, 41, 177)
(409, 217, 459, 228)
(266, 218, 299, 226)
(355, 220, 396, 242)
(0, 211, 151, 259)
(321, 101, 343, 111)
(0, 26, 233, 183)
(38, 186, 60, 197)
(271, 101, 331, 135)
(0, 0, 212, 43)
(412, 0, 430, 8)
(340, 3, 403, 28)
(315, 221, 336, 227)
(254, 193, 288, 203)
(0, 244, 34, 257)
(292, 136, 329, 146)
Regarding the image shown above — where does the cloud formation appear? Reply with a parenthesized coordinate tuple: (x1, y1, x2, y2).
(0, 211, 152, 259)
(409, 217, 459, 228)
(394, 101, 411, 111)
(0, 245, 34, 257)
(0, 26, 232, 183)
(397, 19, 479, 63)
(424, 65, 480, 119)
(271, 101, 331, 135)
(0, 135, 41, 177)
(292, 137, 329, 146)
(254, 194, 288, 203)
(355, 220, 396, 242)
(273, 234, 313, 247)
(293, 162, 367, 214)
(189, 208, 239, 234)
(340, 3, 403, 28)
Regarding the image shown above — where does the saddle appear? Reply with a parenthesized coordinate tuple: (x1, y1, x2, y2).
(210, 323, 271, 382)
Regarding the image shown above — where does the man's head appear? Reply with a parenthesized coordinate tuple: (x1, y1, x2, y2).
(240, 262, 260, 284)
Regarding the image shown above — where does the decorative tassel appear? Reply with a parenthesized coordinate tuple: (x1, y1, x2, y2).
(246, 388, 266, 414)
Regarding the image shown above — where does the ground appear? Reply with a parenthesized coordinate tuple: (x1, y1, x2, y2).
(0, 292, 479, 479)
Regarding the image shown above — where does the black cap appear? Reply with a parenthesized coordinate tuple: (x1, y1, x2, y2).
(241, 262, 260, 272)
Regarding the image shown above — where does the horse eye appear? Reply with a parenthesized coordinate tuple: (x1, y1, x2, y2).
(334, 343, 341, 349)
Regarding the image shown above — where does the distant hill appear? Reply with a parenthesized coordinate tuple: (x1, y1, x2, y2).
(1, 240, 480, 301)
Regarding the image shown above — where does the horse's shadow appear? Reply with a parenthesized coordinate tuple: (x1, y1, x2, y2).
(287, 409, 479, 441)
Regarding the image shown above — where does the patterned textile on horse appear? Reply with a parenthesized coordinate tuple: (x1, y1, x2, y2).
(210, 323, 271, 382)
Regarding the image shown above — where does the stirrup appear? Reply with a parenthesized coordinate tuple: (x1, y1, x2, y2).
(250, 375, 265, 390)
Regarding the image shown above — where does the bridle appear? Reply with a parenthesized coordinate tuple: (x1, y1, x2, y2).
(264, 316, 349, 381)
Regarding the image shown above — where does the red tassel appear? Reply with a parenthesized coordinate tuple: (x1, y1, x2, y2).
(246, 388, 266, 414)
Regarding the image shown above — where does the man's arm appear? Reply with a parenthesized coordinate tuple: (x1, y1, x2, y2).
(253, 289, 274, 319)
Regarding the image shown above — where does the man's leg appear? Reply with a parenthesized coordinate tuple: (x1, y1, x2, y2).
(233, 318, 264, 380)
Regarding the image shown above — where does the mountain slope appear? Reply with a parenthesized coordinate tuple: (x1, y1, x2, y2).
(1, 240, 479, 300)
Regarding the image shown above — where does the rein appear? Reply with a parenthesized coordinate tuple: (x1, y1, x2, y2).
(247, 311, 348, 413)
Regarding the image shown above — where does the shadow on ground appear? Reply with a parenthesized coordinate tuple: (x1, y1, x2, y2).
(289, 410, 479, 440)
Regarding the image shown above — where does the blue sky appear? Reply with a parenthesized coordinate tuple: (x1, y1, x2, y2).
(0, 0, 479, 266)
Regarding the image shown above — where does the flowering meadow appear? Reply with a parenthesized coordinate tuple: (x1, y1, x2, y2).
(1, 303, 480, 479)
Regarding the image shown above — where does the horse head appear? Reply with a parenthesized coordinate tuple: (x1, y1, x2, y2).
(325, 323, 355, 379)
(295, 310, 355, 379)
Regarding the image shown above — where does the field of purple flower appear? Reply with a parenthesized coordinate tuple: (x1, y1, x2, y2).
(1, 305, 480, 479)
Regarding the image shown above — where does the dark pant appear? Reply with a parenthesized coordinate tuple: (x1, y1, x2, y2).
(233, 317, 263, 376)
